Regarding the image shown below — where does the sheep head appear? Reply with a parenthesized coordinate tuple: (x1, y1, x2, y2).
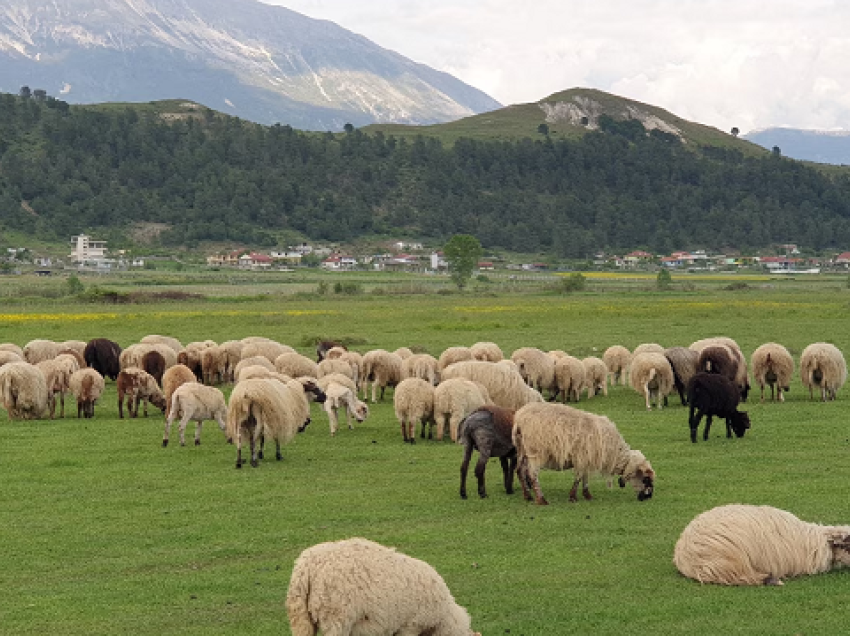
(826, 529, 850, 569)
(622, 451, 655, 501)
(730, 410, 751, 437)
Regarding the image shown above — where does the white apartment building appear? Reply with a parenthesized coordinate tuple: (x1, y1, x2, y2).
(69, 235, 107, 262)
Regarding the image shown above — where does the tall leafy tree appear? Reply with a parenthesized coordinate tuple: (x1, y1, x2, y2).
(443, 234, 483, 290)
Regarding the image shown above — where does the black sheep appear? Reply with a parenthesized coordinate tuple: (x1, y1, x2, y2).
(84, 338, 122, 381)
(686, 372, 751, 443)
(459, 406, 517, 499)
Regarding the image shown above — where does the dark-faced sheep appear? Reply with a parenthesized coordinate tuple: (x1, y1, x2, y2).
(84, 338, 122, 381)
(459, 406, 517, 500)
(686, 372, 750, 443)
(316, 339, 345, 362)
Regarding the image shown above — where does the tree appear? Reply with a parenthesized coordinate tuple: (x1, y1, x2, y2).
(19, 86, 31, 99)
(772, 146, 782, 157)
(656, 268, 672, 290)
(537, 123, 549, 136)
(443, 234, 483, 290)
(343, 123, 354, 134)
(730, 127, 740, 137)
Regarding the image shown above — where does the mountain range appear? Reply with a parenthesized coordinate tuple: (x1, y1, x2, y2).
(0, 0, 501, 131)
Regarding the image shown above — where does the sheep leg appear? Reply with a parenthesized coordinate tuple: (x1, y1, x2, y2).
(163, 412, 174, 447)
(644, 385, 652, 411)
(235, 426, 244, 469)
(118, 393, 125, 419)
(517, 455, 533, 502)
(689, 406, 702, 443)
(47, 393, 55, 420)
(328, 406, 339, 436)
(501, 453, 516, 495)
(703, 415, 714, 441)
(568, 478, 581, 503)
(194, 420, 203, 446)
(582, 476, 592, 500)
(379, 385, 386, 401)
(449, 414, 462, 443)
(460, 443, 474, 499)
(527, 464, 548, 505)
(178, 412, 193, 446)
(407, 420, 416, 444)
(257, 432, 265, 460)
(435, 414, 447, 441)
(474, 450, 491, 498)
(59, 391, 65, 418)
(250, 432, 260, 468)
(275, 440, 282, 461)
(77, 399, 83, 419)
(400, 418, 409, 443)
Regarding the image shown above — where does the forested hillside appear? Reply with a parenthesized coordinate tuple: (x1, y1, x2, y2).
(2, 92, 850, 255)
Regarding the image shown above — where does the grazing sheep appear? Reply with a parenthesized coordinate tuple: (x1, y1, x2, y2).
(393, 377, 436, 443)
(316, 339, 345, 362)
(236, 366, 291, 383)
(233, 356, 275, 380)
(511, 347, 556, 394)
(163, 383, 227, 447)
(441, 360, 543, 411)
(0, 343, 24, 357)
(751, 343, 795, 402)
(0, 362, 49, 420)
(323, 381, 369, 436)
(513, 402, 655, 505)
(140, 334, 183, 353)
(402, 353, 440, 385)
(459, 406, 517, 499)
(59, 340, 88, 358)
(800, 342, 847, 402)
(35, 359, 72, 419)
(665, 347, 699, 406)
(177, 345, 205, 381)
(200, 345, 227, 385)
(337, 350, 363, 388)
(56, 348, 86, 370)
(142, 350, 166, 386)
(629, 352, 675, 410)
(286, 537, 480, 636)
(673, 504, 850, 586)
(161, 364, 197, 419)
(23, 339, 61, 364)
(393, 346, 414, 360)
(438, 346, 473, 372)
(581, 356, 608, 398)
(361, 349, 403, 403)
(241, 340, 295, 364)
(548, 350, 569, 361)
(226, 377, 325, 468)
(317, 357, 355, 380)
(120, 343, 152, 370)
(633, 343, 664, 357)
(697, 345, 738, 380)
(552, 355, 586, 403)
(0, 350, 23, 369)
(433, 378, 492, 443)
(603, 345, 632, 386)
(275, 352, 320, 380)
(68, 368, 105, 418)
(686, 372, 750, 443)
(84, 338, 122, 381)
(317, 372, 357, 395)
(690, 337, 750, 401)
(470, 341, 504, 362)
(219, 340, 244, 382)
(116, 368, 167, 418)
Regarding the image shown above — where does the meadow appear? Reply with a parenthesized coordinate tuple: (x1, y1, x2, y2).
(2, 276, 850, 635)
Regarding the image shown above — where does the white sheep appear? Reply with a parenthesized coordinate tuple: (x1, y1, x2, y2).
(140, 334, 183, 353)
(323, 381, 369, 436)
(581, 356, 608, 398)
(163, 383, 227, 447)
(317, 372, 357, 395)
(513, 402, 655, 505)
(553, 355, 586, 403)
(674, 504, 850, 586)
(402, 353, 440, 385)
(800, 342, 847, 402)
(241, 340, 295, 364)
(0, 350, 23, 369)
(120, 343, 155, 370)
(632, 343, 665, 357)
(629, 352, 675, 410)
(470, 341, 504, 362)
(393, 377, 436, 443)
(35, 358, 72, 419)
(0, 343, 24, 357)
(275, 352, 320, 380)
(317, 357, 355, 380)
(286, 537, 480, 636)
(59, 340, 88, 358)
(0, 361, 49, 420)
(441, 360, 543, 411)
(234, 356, 275, 380)
(433, 378, 492, 443)
(751, 342, 795, 402)
(68, 368, 105, 418)
(23, 339, 61, 364)
(162, 364, 197, 419)
(438, 346, 473, 372)
(219, 340, 244, 382)
(603, 345, 631, 386)
(393, 346, 414, 360)
(361, 349, 403, 403)
(511, 347, 555, 394)
(200, 345, 227, 385)
(237, 366, 291, 383)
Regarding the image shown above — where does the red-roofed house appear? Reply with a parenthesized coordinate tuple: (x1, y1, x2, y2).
(239, 253, 273, 270)
(834, 252, 850, 266)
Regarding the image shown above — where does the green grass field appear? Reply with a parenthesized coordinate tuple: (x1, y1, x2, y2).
(2, 282, 850, 635)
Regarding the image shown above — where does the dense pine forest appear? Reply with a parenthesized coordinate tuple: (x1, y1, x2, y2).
(2, 91, 850, 255)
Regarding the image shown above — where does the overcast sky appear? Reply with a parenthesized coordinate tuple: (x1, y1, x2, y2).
(260, 0, 850, 134)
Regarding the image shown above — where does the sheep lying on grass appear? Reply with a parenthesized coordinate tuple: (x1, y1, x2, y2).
(630, 352, 674, 410)
(459, 406, 517, 499)
(0, 361, 48, 420)
(686, 372, 750, 443)
(433, 378, 491, 442)
(513, 402, 655, 505)
(286, 537, 480, 636)
(69, 368, 105, 418)
(163, 383, 227, 447)
(751, 342, 794, 402)
(603, 345, 631, 386)
(117, 368, 167, 418)
(323, 381, 369, 436)
(674, 504, 850, 586)
(800, 342, 847, 402)
(393, 377, 436, 443)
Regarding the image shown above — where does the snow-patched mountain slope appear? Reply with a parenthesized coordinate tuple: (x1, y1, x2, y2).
(0, 0, 501, 130)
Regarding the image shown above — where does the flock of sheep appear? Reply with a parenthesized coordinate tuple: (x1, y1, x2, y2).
(1, 333, 849, 634)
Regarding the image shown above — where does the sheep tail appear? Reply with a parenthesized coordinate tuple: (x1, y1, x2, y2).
(285, 562, 317, 636)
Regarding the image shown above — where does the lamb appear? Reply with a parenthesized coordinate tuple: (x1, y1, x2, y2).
(275, 352, 320, 380)
(511, 347, 556, 394)
(140, 334, 183, 353)
(0, 361, 49, 420)
(200, 345, 227, 385)
(513, 402, 655, 505)
(629, 352, 675, 410)
(361, 349, 403, 402)
(163, 383, 227, 447)
(581, 356, 608, 398)
(35, 359, 72, 419)
(751, 342, 795, 402)
(323, 381, 369, 436)
(402, 353, 440, 385)
(686, 372, 751, 443)
(116, 367, 167, 418)
(433, 378, 492, 443)
(316, 339, 345, 362)
(470, 341, 504, 362)
(23, 339, 61, 364)
(552, 355, 586, 403)
(800, 342, 847, 402)
(226, 377, 325, 468)
(393, 377, 436, 443)
(286, 537, 480, 636)
(68, 368, 105, 418)
(438, 346, 473, 372)
(142, 350, 166, 386)
(161, 364, 197, 419)
(84, 338, 122, 380)
(241, 340, 295, 364)
(440, 360, 544, 410)
(459, 406, 517, 499)
(602, 345, 631, 386)
(664, 346, 699, 406)
(673, 504, 850, 586)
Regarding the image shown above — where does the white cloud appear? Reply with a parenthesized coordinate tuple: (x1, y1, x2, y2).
(262, 0, 850, 133)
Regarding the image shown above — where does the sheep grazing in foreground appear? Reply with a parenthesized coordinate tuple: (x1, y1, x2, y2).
(433, 378, 491, 442)
(441, 360, 544, 411)
(664, 347, 699, 406)
(552, 355, 586, 403)
(23, 339, 61, 364)
(603, 345, 631, 386)
(286, 537, 480, 636)
(227, 377, 326, 468)
(323, 381, 369, 436)
(581, 356, 608, 398)
(459, 406, 517, 499)
(275, 352, 319, 381)
(116, 368, 167, 418)
(629, 352, 675, 410)
(361, 349, 403, 403)
(511, 347, 555, 394)
(0, 361, 49, 420)
(161, 364, 197, 419)
(393, 377, 436, 443)
(513, 402, 654, 505)
(438, 346, 473, 373)
(800, 342, 847, 402)
(470, 341, 504, 362)
(686, 372, 750, 443)
(674, 504, 850, 586)
(68, 368, 105, 418)
(163, 383, 227, 447)
(751, 342, 795, 402)
(84, 338, 122, 381)
(402, 353, 440, 385)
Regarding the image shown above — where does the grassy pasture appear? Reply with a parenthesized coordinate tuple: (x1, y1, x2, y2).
(2, 284, 850, 635)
